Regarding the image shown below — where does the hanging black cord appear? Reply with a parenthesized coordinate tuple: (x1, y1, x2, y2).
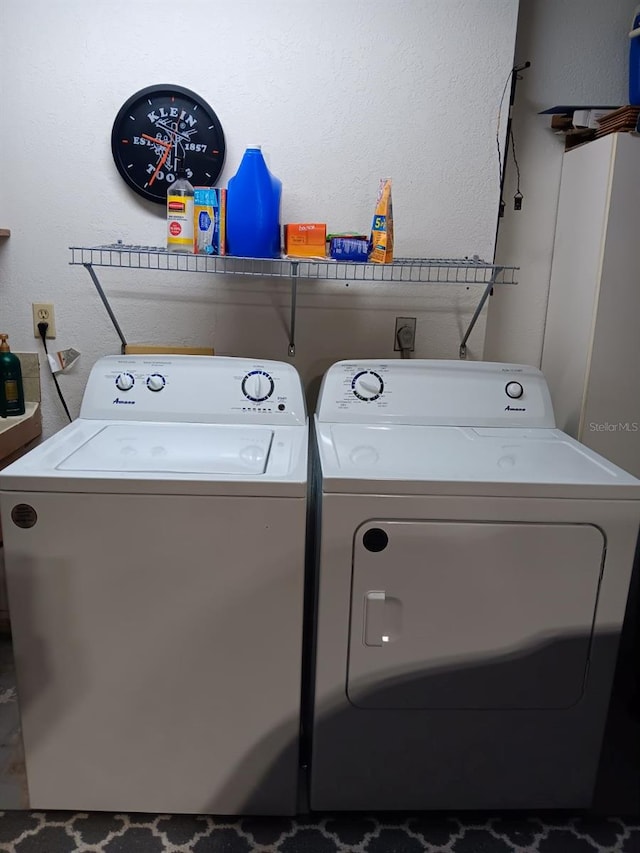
(493, 61, 530, 258)
(510, 125, 523, 208)
(496, 69, 514, 214)
(37, 323, 72, 423)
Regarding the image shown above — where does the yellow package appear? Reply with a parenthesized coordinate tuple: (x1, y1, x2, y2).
(369, 178, 394, 263)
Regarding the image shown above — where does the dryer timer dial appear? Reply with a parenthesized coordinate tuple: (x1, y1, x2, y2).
(352, 371, 384, 401)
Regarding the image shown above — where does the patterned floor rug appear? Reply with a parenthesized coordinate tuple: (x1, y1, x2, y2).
(0, 811, 637, 853)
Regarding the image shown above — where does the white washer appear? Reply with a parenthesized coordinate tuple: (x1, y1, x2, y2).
(0, 355, 308, 815)
(309, 359, 640, 811)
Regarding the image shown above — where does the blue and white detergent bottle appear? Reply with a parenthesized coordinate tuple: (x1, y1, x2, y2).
(629, 5, 640, 104)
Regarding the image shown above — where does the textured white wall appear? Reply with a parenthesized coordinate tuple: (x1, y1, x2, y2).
(0, 0, 518, 435)
(485, 0, 637, 366)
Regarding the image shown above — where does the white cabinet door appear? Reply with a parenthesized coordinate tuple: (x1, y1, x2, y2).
(542, 133, 640, 478)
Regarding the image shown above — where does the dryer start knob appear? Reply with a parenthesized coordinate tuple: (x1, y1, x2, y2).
(505, 381, 524, 399)
(115, 372, 135, 391)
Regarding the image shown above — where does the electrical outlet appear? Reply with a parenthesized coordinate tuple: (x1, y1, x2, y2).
(394, 316, 416, 352)
(32, 303, 56, 338)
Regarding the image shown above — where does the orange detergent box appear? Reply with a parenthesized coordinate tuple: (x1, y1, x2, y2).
(284, 223, 326, 257)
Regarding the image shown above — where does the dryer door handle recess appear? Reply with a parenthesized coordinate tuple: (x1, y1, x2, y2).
(364, 591, 402, 646)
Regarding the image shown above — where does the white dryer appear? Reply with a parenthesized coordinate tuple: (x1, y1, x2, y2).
(0, 355, 308, 815)
(309, 359, 640, 811)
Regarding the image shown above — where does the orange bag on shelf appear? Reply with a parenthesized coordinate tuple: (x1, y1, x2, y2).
(368, 178, 394, 264)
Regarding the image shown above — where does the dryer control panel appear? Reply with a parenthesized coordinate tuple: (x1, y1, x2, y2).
(80, 356, 306, 424)
(316, 360, 556, 428)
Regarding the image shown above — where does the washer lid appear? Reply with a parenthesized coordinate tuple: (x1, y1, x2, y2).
(57, 424, 274, 475)
(316, 422, 640, 496)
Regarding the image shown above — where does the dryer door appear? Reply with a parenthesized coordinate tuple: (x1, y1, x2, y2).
(347, 521, 604, 709)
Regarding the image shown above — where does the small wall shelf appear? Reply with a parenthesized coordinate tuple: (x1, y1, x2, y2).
(70, 243, 519, 358)
(0, 230, 10, 239)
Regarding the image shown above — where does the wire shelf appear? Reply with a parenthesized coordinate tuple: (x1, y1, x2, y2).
(69, 244, 519, 285)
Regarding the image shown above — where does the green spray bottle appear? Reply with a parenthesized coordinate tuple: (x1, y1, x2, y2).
(0, 334, 25, 417)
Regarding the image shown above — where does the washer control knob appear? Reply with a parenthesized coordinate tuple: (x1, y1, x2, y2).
(115, 372, 135, 391)
(147, 373, 166, 392)
(352, 371, 384, 401)
(242, 370, 275, 403)
(505, 381, 524, 399)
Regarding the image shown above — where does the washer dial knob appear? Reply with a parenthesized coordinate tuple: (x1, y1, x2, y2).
(352, 371, 384, 401)
(115, 372, 135, 391)
(147, 373, 166, 392)
(505, 381, 524, 399)
(242, 370, 275, 403)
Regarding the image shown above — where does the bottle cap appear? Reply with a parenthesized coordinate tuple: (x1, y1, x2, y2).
(0, 334, 8, 352)
(247, 144, 262, 150)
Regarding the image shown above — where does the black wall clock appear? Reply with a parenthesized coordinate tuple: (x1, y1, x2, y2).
(111, 84, 226, 204)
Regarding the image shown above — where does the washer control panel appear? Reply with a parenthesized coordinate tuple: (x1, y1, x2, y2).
(316, 360, 556, 428)
(80, 356, 306, 424)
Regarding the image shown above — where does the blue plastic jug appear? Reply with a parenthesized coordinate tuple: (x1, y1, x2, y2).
(630, 5, 640, 105)
(226, 146, 282, 258)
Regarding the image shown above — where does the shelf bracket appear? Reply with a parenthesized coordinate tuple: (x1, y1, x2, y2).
(84, 263, 128, 353)
(459, 267, 501, 359)
(288, 262, 299, 357)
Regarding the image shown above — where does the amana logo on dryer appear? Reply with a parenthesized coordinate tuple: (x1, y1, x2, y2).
(113, 397, 136, 405)
(504, 405, 526, 412)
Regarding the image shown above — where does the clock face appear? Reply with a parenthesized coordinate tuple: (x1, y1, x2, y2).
(111, 84, 226, 204)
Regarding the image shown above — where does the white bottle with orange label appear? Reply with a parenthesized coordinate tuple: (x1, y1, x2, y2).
(167, 169, 195, 253)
